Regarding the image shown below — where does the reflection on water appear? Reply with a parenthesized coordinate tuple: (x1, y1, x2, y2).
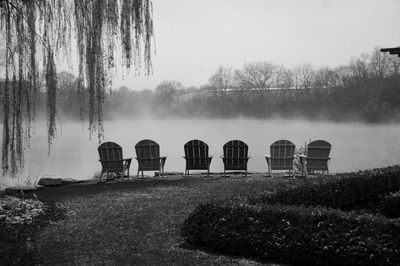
(4, 119, 400, 183)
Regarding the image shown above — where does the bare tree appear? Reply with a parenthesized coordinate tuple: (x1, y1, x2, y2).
(349, 53, 370, 83)
(234, 61, 277, 96)
(314, 67, 340, 95)
(209, 66, 234, 97)
(387, 56, 400, 76)
(155, 80, 183, 105)
(369, 47, 390, 78)
(295, 63, 315, 90)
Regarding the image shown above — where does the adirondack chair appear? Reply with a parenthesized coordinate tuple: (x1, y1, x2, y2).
(221, 140, 250, 176)
(265, 140, 296, 177)
(135, 139, 167, 178)
(98, 142, 132, 180)
(184, 139, 213, 177)
(300, 140, 332, 176)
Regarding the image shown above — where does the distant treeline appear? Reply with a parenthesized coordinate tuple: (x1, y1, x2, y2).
(11, 47, 400, 123)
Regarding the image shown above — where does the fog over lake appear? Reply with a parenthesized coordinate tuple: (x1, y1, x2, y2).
(5, 118, 397, 183)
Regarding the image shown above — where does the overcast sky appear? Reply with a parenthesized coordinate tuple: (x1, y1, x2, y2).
(114, 0, 400, 90)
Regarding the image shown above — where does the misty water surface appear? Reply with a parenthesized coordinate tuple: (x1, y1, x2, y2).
(7, 118, 400, 183)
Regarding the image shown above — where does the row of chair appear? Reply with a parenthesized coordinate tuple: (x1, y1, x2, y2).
(97, 139, 332, 180)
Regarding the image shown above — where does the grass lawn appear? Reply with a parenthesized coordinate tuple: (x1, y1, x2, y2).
(31, 175, 294, 265)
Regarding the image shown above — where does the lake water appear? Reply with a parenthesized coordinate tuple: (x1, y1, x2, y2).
(2, 118, 400, 185)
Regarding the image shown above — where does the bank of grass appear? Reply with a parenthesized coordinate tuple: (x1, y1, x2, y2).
(30, 176, 291, 265)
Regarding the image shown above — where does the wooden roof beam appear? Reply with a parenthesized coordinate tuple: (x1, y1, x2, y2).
(381, 47, 400, 53)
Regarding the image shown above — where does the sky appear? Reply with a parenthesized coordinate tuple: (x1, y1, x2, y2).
(114, 0, 400, 91)
(1, 0, 398, 90)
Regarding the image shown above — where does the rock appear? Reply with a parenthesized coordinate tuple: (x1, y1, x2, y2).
(37, 177, 63, 186)
(61, 178, 80, 185)
(35, 185, 45, 190)
(5, 186, 38, 196)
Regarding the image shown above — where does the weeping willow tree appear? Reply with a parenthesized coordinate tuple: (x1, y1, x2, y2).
(0, 0, 154, 176)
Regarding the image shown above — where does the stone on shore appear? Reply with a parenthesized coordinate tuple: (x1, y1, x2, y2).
(38, 178, 64, 186)
(61, 178, 81, 185)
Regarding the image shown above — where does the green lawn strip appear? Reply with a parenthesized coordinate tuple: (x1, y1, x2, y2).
(34, 177, 290, 265)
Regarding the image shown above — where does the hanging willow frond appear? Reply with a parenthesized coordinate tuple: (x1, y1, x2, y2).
(46, 49, 57, 152)
(0, 0, 155, 177)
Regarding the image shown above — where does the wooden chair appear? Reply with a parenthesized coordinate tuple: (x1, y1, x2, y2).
(221, 140, 250, 176)
(184, 139, 212, 177)
(135, 139, 167, 178)
(300, 140, 331, 176)
(98, 142, 132, 180)
(265, 140, 295, 177)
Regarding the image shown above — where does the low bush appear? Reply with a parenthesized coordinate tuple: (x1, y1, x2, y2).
(249, 166, 400, 211)
(379, 192, 400, 218)
(182, 201, 400, 266)
(0, 196, 66, 265)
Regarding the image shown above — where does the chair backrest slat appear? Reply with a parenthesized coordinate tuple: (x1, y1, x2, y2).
(270, 139, 295, 170)
(98, 142, 123, 170)
(223, 140, 248, 170)
(307, 140, 331, 171)
(184, 139, 210, 170)
(135, 139, 161, 170)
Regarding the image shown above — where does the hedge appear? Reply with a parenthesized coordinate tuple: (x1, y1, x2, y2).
(249, 166, 400, 210)
(182, 201, 400, 266)
(379, 192, 400, 218)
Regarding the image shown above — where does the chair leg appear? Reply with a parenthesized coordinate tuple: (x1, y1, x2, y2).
(137, 170, 140, 178)
(99, 170, 104, 181)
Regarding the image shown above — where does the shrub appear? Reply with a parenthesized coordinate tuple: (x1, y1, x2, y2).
(182, 201, 400, 266)
(0, 196, 66, 265)
(249, 166, 400, 210)
(379, 192, 400, 218)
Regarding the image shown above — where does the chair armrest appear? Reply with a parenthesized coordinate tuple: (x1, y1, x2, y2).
(123, 158, 132, 168)
(221, 156, 250, 159)
(99, 159, 129, 162)
(160, 156, 167, 167)
(184, 156, 213, 159)
(307, 157, 330, 160)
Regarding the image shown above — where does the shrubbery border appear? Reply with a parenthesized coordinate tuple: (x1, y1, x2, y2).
(182, 166, 400, 265)
(182, 201, 400, 266)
